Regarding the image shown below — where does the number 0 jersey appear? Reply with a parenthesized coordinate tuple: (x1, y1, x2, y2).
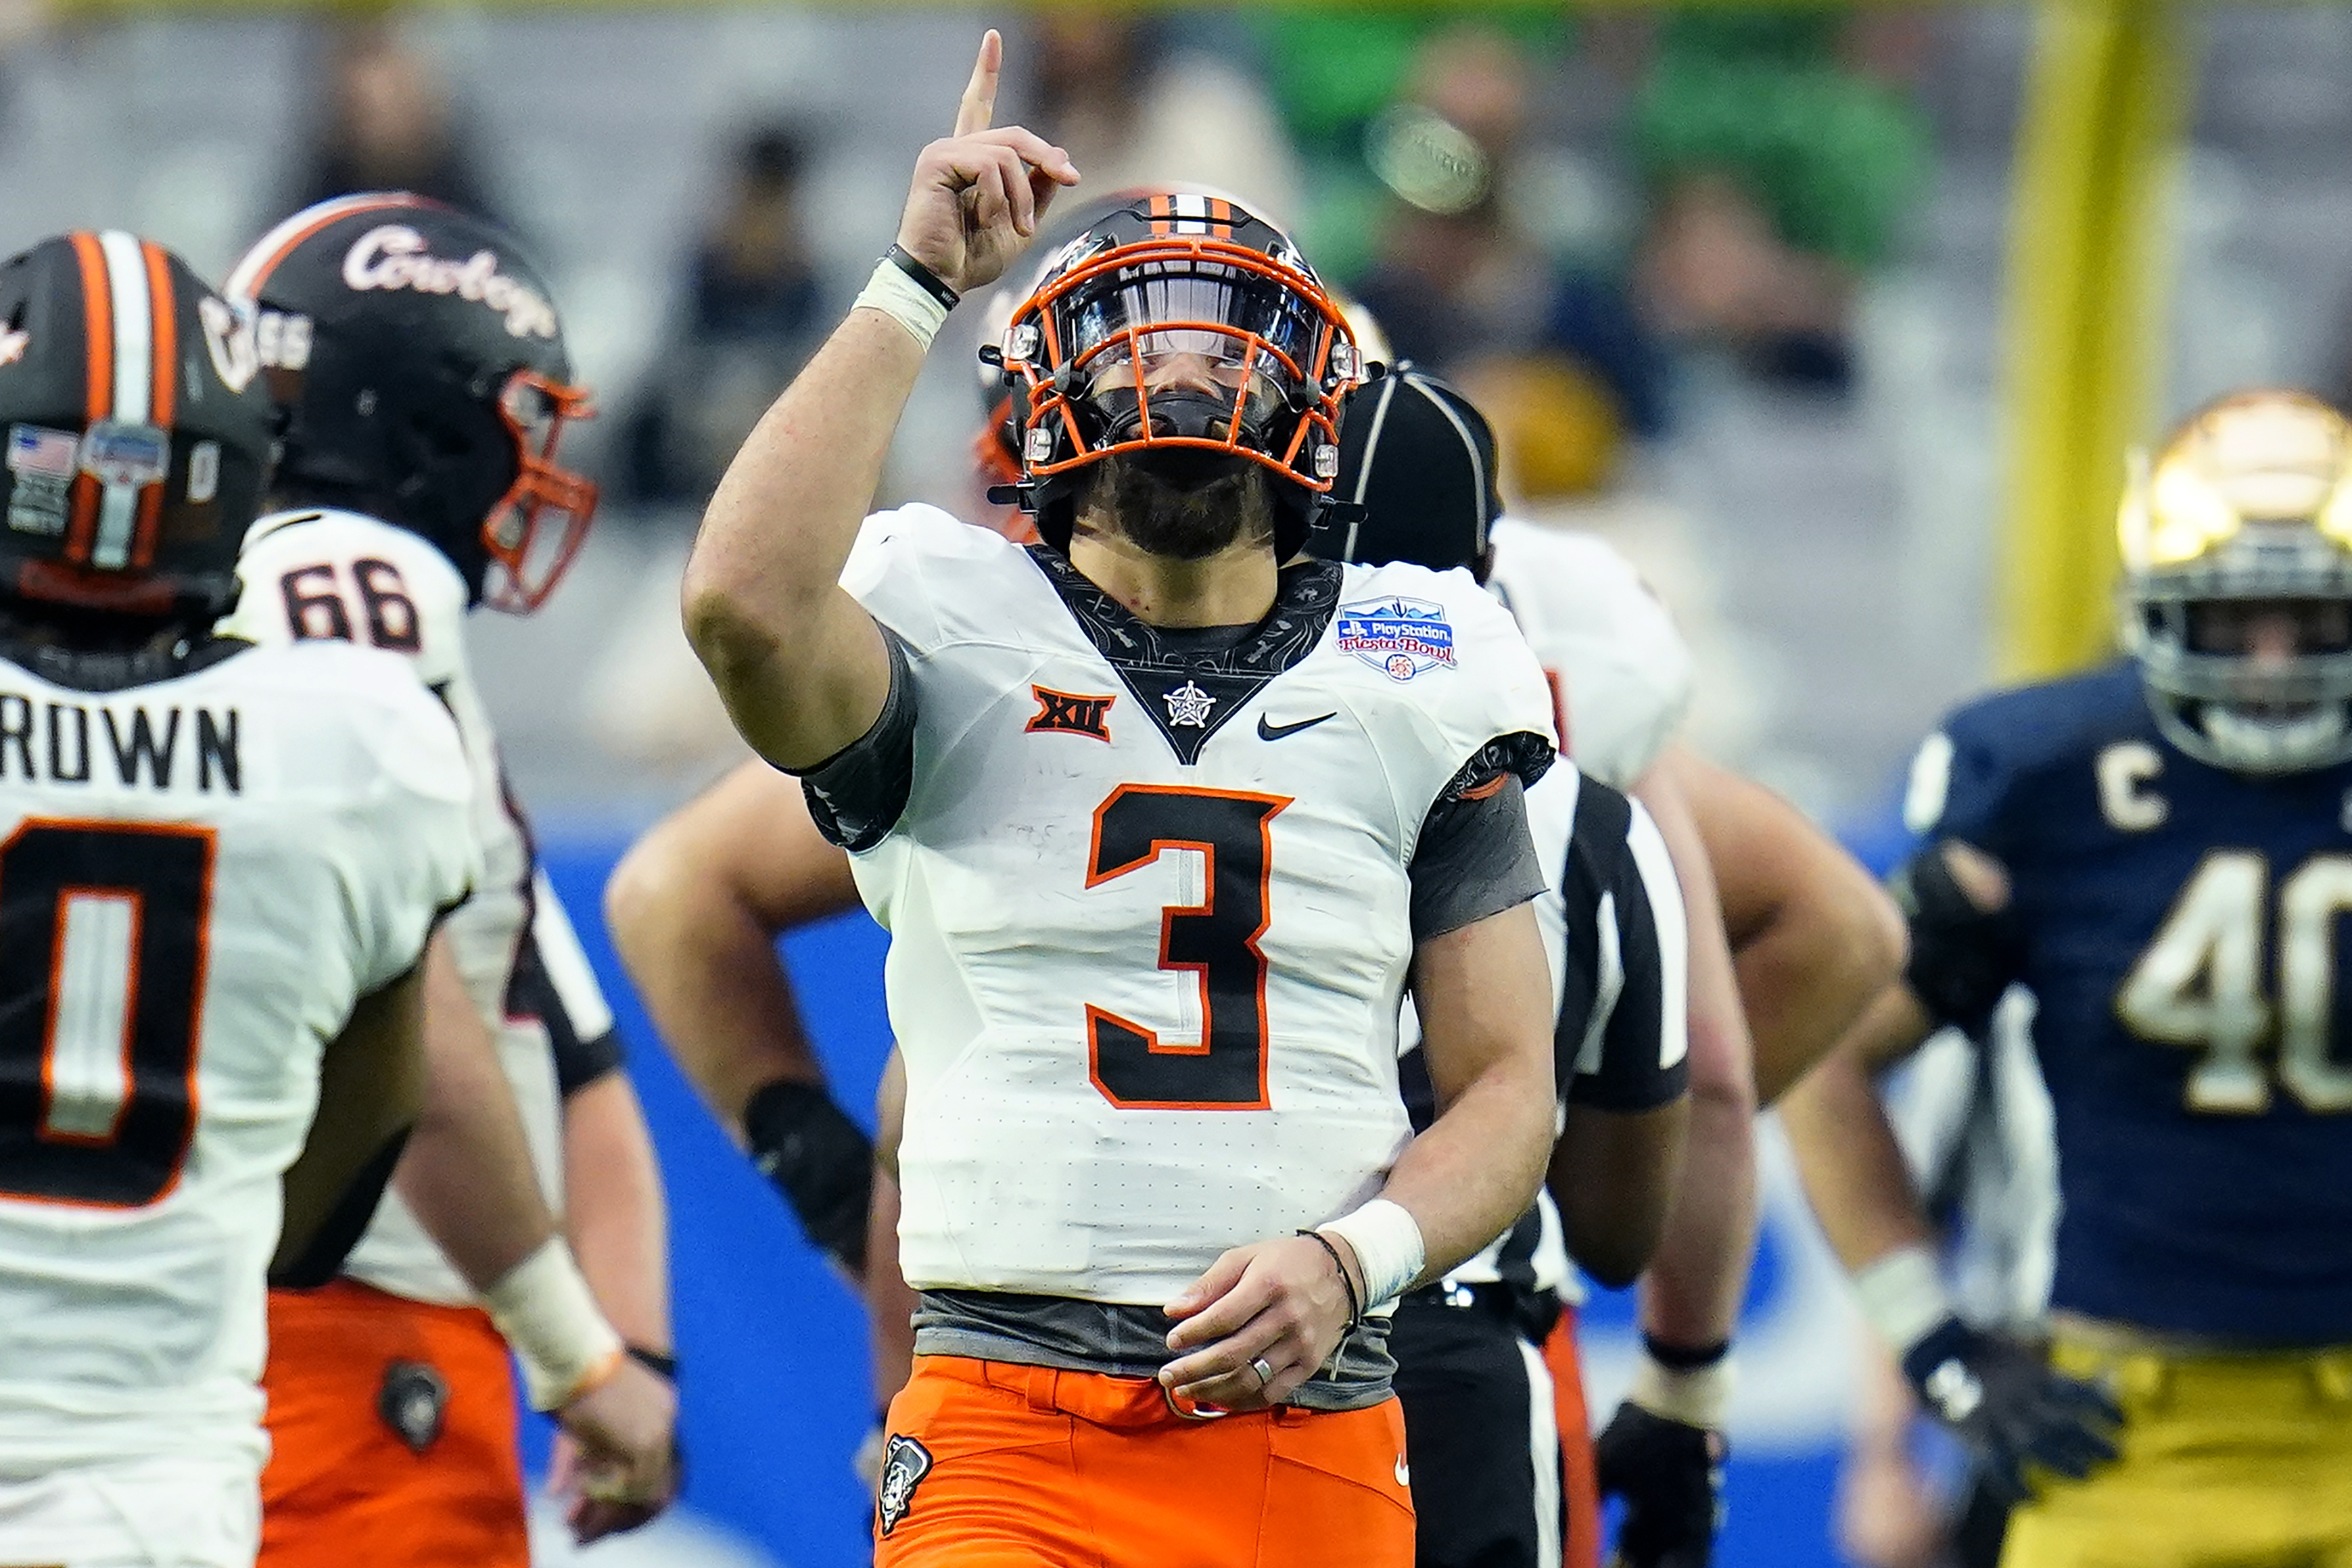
(222, 508, 621, 1307)
(1908, 661, 2352, 1344)
(815, 506, 1558, 1308)
(0, 638, 475, 1473)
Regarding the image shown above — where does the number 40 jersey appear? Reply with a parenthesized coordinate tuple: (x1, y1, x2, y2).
(815, 506, 1559, 1306)
(1907, 661, 2352, 1344)
(0, 636, 475, 1473)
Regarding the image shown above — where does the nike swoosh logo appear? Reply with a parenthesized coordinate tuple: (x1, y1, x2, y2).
(1257, 712, 1337, 742)
(1394, 1455, 1411, 1487)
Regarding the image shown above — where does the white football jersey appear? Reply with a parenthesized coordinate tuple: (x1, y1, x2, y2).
(837, 506, 1557, 1305)
(222, 508, 574, 1305)
(0, 639, 474, 1473)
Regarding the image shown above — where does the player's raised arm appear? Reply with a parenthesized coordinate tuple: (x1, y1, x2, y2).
(682, 29, 1078, 769)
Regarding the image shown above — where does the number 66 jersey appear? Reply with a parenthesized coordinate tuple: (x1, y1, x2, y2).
(803, 506, 1557, 1314)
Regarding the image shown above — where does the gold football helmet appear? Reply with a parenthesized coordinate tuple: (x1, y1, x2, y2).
(2118, 389, 2352, 773)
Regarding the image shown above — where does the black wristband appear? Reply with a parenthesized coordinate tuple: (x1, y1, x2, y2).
(627, 1345, 678, 1382)
(884, 243, 961, 310)
(1641, 1333, 1731, 1371)
(744, 1079, 876, 1273)
(1296, 1229, 1363, 1332)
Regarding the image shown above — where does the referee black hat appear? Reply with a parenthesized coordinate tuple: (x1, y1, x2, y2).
(1311, 363, 1503, 579)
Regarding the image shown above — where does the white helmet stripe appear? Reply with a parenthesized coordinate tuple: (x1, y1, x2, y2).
(225, 191, 422, 302)
(97, 231, 150, 425)
(91, 230, 151, 571)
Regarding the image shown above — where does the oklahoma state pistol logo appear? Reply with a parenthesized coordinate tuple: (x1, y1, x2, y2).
(1027, 685, 1115, 741)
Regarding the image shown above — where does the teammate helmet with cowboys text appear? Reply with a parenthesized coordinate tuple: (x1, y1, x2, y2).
(2119, 389, 2352, 774)
(0, 231, 275, 624)
(226, 193, 596, 613)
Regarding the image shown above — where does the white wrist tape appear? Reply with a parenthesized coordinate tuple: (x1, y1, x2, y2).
(1852, 1243, 1955, 1358)
(482, 1237, 625, 1410)
(1319, 1199, 1426, 1309)
(1629, 1352, 1735, 1429)
(853, 258, 951, 350)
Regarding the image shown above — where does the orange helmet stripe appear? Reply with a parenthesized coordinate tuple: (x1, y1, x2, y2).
(64, 231, 112, 565)
(132, 239, 177, 569)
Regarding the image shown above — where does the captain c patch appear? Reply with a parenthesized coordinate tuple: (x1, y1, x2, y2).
(876, 1433, 935, 1537)
(1027, 684, 1115, 741)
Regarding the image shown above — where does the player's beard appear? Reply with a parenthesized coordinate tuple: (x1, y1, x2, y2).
(1080, 450, 1276, 561)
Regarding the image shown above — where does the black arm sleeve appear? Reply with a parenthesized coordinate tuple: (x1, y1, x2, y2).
(1405, 732, 1556, 941)
(505, 930, 626, 1097)
(1408, 775, 1548, 941)
(1895, 842, 2025, 1037)
(797, 625, 918, 853)
(1557, 778, 1688, 1112)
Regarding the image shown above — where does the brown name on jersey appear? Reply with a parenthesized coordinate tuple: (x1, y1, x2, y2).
(0, 694, 240, 794)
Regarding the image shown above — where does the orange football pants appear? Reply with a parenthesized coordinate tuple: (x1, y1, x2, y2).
(875, 1354, 1415, 1567)
(1544, 1308, 1603, 1568)
(258, 1279, 530, 1568)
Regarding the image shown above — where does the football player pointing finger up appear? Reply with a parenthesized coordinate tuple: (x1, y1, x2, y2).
(683, 32, 1563, 1568)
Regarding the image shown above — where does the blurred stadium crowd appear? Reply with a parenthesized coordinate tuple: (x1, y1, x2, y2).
(0, 7, 2347, 834)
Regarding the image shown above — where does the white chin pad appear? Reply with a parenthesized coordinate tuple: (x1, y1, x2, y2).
(2203, 704, 2348, 771)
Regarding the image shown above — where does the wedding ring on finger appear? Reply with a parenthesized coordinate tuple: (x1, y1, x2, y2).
(1250, 1356, 1275, 1389)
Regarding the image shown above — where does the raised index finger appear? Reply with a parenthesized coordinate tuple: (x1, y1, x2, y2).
(954, 28, 1002, 137)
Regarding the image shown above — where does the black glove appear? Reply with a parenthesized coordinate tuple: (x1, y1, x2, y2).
(1900, 1317, 2122, 1502)
(1595, 1401, 1725, 1568)
(744, 1080, 875, 1274)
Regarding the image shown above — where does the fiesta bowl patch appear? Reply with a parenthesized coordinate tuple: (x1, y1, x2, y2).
(1337, 596, 1457, 682)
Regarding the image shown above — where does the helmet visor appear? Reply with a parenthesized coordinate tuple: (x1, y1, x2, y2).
(1060, 263, 1327, 398)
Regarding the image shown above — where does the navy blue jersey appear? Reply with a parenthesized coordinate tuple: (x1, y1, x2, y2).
(1912, 660, 2352, 1344)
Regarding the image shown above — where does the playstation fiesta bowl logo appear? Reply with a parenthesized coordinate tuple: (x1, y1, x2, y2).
(1336, 596, 1457, 682)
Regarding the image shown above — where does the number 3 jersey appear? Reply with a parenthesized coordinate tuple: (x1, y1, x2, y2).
(807, 506, 1558, 1313)
(1907, 661, 2352, 1344)
(222, 508, 620, 1307)
(0, 637, 475, 1472)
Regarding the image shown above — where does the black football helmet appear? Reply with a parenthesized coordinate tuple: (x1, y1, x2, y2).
(0, 231, 275, 626)
(995, 191, 1361, 556)
(225, 193, 596, 613)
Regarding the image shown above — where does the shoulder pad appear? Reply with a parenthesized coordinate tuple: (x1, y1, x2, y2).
(1487, 521, 1691, 789)
(243, 640, 473, 811)
(1336, 558, 1559, 789)
(839, 503, 1022, 646)
(1905, 663, 2146, 843)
